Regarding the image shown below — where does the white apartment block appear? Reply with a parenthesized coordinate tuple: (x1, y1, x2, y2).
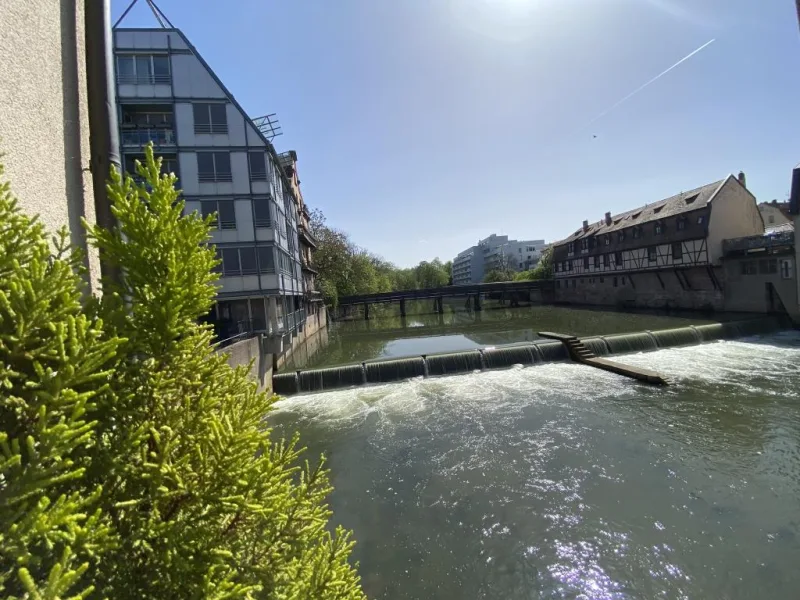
(113, 27, 307, 339)
(453, 234, 547, 284)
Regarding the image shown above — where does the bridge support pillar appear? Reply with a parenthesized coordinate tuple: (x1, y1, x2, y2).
(364, 302, 370, 320)
(472, 293, 482, 311)
(400, 298, 406, 317)
(436, 296, 444, 314)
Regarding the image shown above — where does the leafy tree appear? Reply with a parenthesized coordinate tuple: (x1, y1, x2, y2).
(514, 246, 553, 281)
(483, 268, 515, 283)
(0, 148, 365, 599)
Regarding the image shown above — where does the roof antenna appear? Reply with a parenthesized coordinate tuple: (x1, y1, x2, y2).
(114, 0, 174, 29)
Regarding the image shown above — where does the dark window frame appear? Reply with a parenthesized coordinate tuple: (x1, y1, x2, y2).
(672, 242, 682, 261)
(197, 151, 233, 183)
(201, 199, 236, 230)
(248, 152, 268, 181)
(117, 53, 171, 85)
(648, 246, 657, 262)
(193, 103, 228, 134)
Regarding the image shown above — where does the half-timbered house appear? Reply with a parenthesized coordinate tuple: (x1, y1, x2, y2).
(551, 172, 764, 310)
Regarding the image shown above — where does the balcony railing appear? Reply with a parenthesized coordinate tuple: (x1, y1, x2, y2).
(121, 128, 175, 147)
(723, 230, 794, 255)
(117, 73, 171, 85)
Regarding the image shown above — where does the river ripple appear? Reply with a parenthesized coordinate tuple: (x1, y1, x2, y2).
(272, 332, 800, 599)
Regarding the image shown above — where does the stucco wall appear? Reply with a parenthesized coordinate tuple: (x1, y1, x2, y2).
(0, 0, 100, 292)
(221, 336, 273, 394)
(554, 266, 723, 310)
(707, 177, 764, 264)
(722, 254, 798, 323)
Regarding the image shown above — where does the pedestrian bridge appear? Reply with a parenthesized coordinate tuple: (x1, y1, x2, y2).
(336, 280, 554, 318)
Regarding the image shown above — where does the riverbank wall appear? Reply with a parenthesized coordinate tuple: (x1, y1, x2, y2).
(272, 316, 788, 396)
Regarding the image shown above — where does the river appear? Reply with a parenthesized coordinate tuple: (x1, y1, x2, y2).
(285, 304, 733, 370)
(272, 330, 800, 599)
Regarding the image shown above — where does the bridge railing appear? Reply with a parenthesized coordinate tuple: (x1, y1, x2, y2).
(337, 279, 553, 306)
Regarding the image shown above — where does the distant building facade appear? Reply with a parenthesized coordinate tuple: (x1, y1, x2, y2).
(452, 234, 547, 284)
(113, 27, 319, 341)
(758, 200, 793, 232)
(552, 173, 764, 310)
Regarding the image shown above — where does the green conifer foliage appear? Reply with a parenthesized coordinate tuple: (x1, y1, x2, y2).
(1, 147, 366, 599)
(0, 162, 121, 598)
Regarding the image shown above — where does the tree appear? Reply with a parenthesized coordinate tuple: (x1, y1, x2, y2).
(483, 268, 515, 283)
(513, 246, 553, 281)
(0, 147, 365, 599)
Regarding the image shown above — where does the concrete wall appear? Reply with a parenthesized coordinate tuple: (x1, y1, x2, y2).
(722, 255, 798, 322)
(0, 0, 101, 292)
(707, 177, 764, 264)
(554, 266, 723, 310)
(221, 335, 273, 394)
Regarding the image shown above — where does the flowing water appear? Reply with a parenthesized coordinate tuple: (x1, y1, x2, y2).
(286, 304, 731, 370)
(272, 332, 800, 599)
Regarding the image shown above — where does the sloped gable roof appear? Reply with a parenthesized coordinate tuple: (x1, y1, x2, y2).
(555, 177, 731, 245)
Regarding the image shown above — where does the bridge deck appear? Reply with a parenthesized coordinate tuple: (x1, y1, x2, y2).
(338, 280, 552, 306)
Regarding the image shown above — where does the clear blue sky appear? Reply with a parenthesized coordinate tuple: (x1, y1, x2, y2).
(114, 0, 800, 267)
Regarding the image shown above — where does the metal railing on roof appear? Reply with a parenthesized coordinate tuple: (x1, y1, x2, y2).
(723, 230, 794, 255)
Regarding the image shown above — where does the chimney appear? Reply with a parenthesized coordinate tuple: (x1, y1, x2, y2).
(582, 220, 589, 231)
(790, 163, 800, 215)
(604, 212, 612, 226)
(737, 171, 746, 188)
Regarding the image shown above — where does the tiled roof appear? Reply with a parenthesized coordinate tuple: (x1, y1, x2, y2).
(555, 177, 729, 245)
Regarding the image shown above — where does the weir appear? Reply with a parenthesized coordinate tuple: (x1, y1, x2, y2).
(271, 316, 787, 396)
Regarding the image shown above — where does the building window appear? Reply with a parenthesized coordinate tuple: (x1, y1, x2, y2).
(124, 155, 178, 181)
(654, 221, 664, 235)
(603, 254, 610, 268)
(571, 279, 576, 288)
(583, 257, 589, 269)
(621, 276, 626, 285)
(697, 215, 706, 225)
(257, 246, 275, 273)
(672, 242, 682, 261)
(759, 259, 778, 275)
(594, 255, 600, 268)
(277, 249, 294, 275)
(249, 152, 268, 181)
(197, 152, 232, 183)
(193, 103, 228, 134)
(618, 230, 626, 242)
(768, 215, 775, 224)
(615, 251, 623, 268)
(613, 277, 618, 288)
(116, 54, 170, 85)
(201, 199, 236, 230)
(581, 238, 589, 252)
(567, 242, 575, 254)
(254, 200, 272, 228)
(632, 227, 642, 239)
(676, 217, 687, 231)
(781, 259, 793, 279)
(648, 247, 657, 262)
(568, 260, 573, 271)
(220, 247, 256, 276)
(740, 261, 757, 275)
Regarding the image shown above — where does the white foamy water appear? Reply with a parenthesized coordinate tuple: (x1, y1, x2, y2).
(272, 333, 800, 599)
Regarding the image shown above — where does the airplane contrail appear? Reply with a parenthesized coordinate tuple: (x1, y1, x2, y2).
(586, 38, 716, 128)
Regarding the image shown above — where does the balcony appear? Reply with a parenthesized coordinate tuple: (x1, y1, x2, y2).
(723, 230, 794, 256)
(298, 224, 318, 248)
(121, 128, 176, 148)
